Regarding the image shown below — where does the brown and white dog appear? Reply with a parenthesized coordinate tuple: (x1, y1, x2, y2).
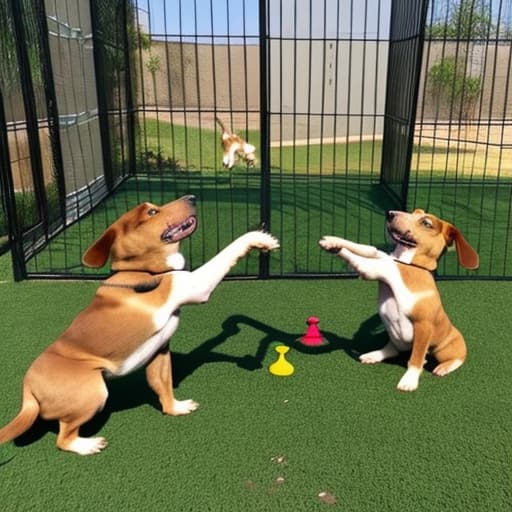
(215, 116, 256, 169)
(0, 195, 279, 454)
(319, 209, 479, 392)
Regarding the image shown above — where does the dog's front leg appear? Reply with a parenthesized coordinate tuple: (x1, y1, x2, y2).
(397, 321, 432, 392)
(337, 248, 394, 281)
(174, 231, 279, 305)
(319, 236, 387, 259)
(146, 348, 198, 415)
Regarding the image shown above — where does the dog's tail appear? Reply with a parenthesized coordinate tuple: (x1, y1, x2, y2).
(0, 387, 40, 444)
(215, 116, 229, 134)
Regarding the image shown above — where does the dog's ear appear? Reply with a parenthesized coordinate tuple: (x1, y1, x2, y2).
(445, 226, 479, 270)
(82, 226, 117, 268)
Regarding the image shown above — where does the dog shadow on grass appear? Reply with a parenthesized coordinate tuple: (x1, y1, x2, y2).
(15, 313, 391, 449)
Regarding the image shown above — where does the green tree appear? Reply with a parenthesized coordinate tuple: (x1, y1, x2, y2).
(428, 0, 493, 39)
(426, 0, 490, 121)
(145, 51, 161, 103)
(428, 57, 482, 121)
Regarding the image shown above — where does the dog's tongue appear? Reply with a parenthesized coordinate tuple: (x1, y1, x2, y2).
(161, 216, 197, 243)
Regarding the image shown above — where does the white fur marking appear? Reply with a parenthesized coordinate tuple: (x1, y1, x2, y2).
(225, 142, 240, 168)
(67, 436, 108, 455)
(391, 245, 416, 265)
(359, 342, 399, 364)
(433, 359, 464, 376)
(397, 367, 421, 391)
(166, 252, 185, 270)
(243, 142, 255, 154)
(169, 231, 279, 306)
(379, 286, 415, 345)
(172, 398, 199, 415)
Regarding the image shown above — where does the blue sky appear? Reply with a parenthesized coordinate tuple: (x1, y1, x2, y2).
(137, 0, 392, 41)
(136, 0, 512, 42)
(138, 0, 259, 38)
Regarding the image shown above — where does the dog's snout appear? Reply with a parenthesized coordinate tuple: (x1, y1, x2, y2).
(387, 211, 397, 222)
(183, 194, 196, 206)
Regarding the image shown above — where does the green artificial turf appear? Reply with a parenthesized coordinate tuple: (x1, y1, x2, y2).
(26, 173, 394, 278)
(25, 172, 512, 280)
(0, 277, 511, 510)
(138, 119, 381, 175)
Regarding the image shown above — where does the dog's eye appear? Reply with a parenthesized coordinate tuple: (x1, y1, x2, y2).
(422, 218, 433, 228)
(147, 208, 159, 216)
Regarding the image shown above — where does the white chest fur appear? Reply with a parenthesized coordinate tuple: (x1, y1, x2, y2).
(106, 311, 180, 379)
(378, 283, 414, 348)
(377, 265, 435, 348)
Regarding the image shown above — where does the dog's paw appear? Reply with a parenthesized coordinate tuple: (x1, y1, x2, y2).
(168, 398, 199, 416)
(360, 343, 399, 364)
(318, 236, 347, 253)
(245, 231, 280, 252)
(432, 359, 464, 377)
(396, 369, 420, 392)
(359, 351, 385, 364)
(65, 436, 108, 456)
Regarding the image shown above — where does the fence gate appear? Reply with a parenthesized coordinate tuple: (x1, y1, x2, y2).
(1, 0, 511, 280)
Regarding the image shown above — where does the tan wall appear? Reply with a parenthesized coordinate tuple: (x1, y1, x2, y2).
(139, 40, 511, 124)
(7, 128, 54, 191)
(137, 41, 260, 111)
(139, 40, 511, 145)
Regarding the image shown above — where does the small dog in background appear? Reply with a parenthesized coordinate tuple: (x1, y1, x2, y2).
(215, 116, 256, 169)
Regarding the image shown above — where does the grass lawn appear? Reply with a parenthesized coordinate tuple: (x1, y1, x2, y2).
(138, 118, 511, 178)
(1, 118, 510, 509)
(137, 118, 382, 175)
(0, 273, 511, 510)
(25, 172, 396, 277)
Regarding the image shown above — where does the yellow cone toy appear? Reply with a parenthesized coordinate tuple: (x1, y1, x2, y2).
(269, 345, 294, 376)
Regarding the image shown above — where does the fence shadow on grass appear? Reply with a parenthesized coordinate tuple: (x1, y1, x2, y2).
(14, 312, 396, 449)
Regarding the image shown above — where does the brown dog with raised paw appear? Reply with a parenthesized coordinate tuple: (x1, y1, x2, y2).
(0, 195, 279, 454)
(320, 209, 479, 392)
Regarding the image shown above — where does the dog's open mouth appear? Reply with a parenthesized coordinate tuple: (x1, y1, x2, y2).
(161, 216, 197, 243)
(388, 227, 417, 248)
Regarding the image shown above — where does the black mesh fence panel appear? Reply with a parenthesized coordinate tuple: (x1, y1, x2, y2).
(411, 0, 512, 278)
(267, 0, 394, 276)
(0, 0, 511, 280)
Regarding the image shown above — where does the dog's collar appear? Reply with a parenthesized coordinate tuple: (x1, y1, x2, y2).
(393, 259, 435, 273)
(101, 277, 163, 293)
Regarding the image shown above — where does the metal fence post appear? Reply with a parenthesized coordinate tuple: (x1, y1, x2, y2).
(122, 0, 136, 175)
(89, 0, 114, 190)
(10, 0, 49, 234)
(0, 89, 26, 280)
(36, 0, 67, 224)
(259, 0, 271, 278)
(380, 0, 429, 209)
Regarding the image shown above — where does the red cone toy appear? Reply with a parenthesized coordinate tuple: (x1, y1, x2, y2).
(299, 316, 325, 346)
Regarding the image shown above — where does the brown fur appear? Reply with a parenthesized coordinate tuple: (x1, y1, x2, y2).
(0, 196, 198, 454)
(215, 116, 256, 169)
(0, 194, 279, 454)
(320, 209, 479, 391)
